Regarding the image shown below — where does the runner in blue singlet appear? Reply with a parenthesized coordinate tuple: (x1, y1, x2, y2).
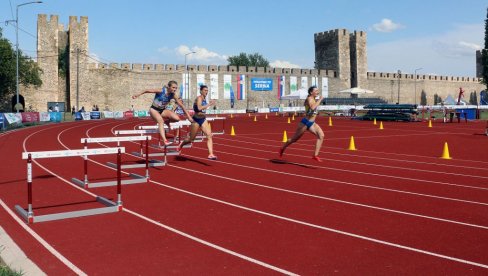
(132, 80, 193, 145)
(177, 85, 218, 160)
(279, 86, 325, 162)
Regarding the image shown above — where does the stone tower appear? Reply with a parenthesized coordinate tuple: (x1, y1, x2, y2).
(314, 28, 367, 89)
(349, 30, 367, 88)
(68, 16, 89, 111)
(36, 15, 59, 106)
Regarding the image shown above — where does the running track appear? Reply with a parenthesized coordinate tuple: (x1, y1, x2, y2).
(0, 115, 487, 274)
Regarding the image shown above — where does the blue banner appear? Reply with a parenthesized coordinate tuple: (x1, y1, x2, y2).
(50, 112, 62, 122)
(90, 111, 101, 119)
(251, 78, 273, 91)
(269, 107, 280, 112)
(0, 113, 4, 129)
(74, 112, 83, 121)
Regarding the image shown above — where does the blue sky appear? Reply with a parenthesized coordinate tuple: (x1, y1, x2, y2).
(1, 0, 486, 77)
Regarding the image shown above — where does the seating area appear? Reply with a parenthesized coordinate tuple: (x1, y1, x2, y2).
(356, 104, 418, 122)
(322, 97, 387, 105)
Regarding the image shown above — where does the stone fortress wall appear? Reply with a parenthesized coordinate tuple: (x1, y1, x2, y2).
(23, 14, 485, 112)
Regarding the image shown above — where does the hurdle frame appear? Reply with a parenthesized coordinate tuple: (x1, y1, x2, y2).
(15, 147, 125, 224)
(71, 136, 152, 188)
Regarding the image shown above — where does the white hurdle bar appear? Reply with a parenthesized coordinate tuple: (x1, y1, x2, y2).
(116, 129, 186, 160)
(71, 136, 153, 189)
(194, 117, 226, 139)
(16, 147, 125, 224)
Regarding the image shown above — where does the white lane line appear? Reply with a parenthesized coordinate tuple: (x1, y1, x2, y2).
(208, 143, 488, 190)
(147, 177, 488, 270)
(182, 149, 488, 206)
(214, 136, 488, 171)
(215, 137, 488, 180)
(167, 163, 488, 230)
(53, 120, 298, 275)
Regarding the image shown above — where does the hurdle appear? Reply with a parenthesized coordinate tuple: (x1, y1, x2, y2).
(71, 136, 153, 188)
(115, 129, 181, 163)
(194, 117, 226, 140)
(15, 147, 124, 224)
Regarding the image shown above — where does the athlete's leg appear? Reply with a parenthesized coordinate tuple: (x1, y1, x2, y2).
(149, 108, 168, 143)
(280, 123, 307, 156)
(200, 121, 215, 157)
(308, 123, 324, 157)
(178, 123, 200, 151)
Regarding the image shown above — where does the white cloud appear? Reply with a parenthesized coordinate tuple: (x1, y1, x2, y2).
(368, 23, 483, 76)
(372, 18, 405, 33)
(175, 45, 227, 64)
(270, 60, 301, 68)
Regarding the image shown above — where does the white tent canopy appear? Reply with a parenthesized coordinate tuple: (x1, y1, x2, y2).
(281, 88, 308, 100)
(339, 87, 374, 94)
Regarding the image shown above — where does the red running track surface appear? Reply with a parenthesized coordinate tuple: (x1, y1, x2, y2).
(0, 115, 487, 274)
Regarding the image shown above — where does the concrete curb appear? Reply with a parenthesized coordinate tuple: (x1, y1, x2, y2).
(0, 225, 45, 275)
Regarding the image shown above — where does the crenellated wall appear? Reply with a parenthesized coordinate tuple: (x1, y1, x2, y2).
(17, 14, 485, 113)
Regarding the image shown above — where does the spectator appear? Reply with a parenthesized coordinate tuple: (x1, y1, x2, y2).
(72, 106, 76, 115)
(54, 103, 59, 112)
(48, 106, 53, 112)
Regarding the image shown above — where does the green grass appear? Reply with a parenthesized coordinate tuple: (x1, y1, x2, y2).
(0, 264, 23, 276)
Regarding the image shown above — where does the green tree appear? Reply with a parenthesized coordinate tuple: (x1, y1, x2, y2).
(473, 91, 478, 105)
(0, 28, 42, 103)
(433, 94, 439, 105)
(420, 90, 427, 105)
(482, 7, 488, 88)
(227, 52, 270, 67)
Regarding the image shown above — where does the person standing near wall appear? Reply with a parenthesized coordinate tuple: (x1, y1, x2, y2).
(132, 80, 194, 146)
(279, 86, 324, 162)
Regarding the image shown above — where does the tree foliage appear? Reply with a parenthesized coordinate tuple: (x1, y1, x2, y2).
(227, 52, 270, 67)
(0, 28, 42, 101)
(420, 90, 427, 105)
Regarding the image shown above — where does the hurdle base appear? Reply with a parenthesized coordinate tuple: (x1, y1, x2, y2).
(72, 173, 146, 188)
(14, 196, 119, 224)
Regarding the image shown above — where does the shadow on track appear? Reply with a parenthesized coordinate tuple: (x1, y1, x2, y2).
(269, 159, 315, 169)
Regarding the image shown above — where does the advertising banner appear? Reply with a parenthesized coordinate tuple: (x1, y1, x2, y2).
(90, 111, 101, 120)
(113, 111, 124, 119)
(237, 75, 246, 99)
(39, 112, 50, 122)
(290, 76, 297, 94)
(224, 74, 232, 99)
(251, 78, 273, 91)
(210, 74, 219, 99)
(49, 112, 62, 122)
(321, 77, 329, 98)
(123, 111, 134, 118)
(74, 112, 83, 121)
(103, 111, 114, 118)
(301, 76, 308, 89)
(4, 113, 22, 124)
(196, 74, 205, 97)
(278, 75, 285, 99)
(80, 112, 91, 120)
(21, 112, 40, 123)
(0, 113, 4, 129)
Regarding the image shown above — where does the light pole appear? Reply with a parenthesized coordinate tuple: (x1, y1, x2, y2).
(414, 67, 423, 105)
(184, 51, 196, 107)
(397, 70, 401, 104)
(15, 1, 43, 112)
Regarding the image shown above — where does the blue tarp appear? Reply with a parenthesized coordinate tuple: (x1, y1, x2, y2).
(49, 112, 62, 122)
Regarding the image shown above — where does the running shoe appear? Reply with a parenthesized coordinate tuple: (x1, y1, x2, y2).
(177, 142, 184, 153)
(162, 140, 172, 146)
(312, 155, 322, 162)
(208, 155, 218, 160)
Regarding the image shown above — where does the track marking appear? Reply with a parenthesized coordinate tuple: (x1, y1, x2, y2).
(210, 142, 488, 189)
(1, 202, 87, 275)
(147, 177, 488, 270)
(179, 148, 488, 206)
(167, 163, 488, 230)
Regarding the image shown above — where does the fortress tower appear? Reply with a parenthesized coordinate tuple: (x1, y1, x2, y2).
(68, 16, 89, 110)
(36, 15, 59, 105)
(314, 29, 367, 89)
